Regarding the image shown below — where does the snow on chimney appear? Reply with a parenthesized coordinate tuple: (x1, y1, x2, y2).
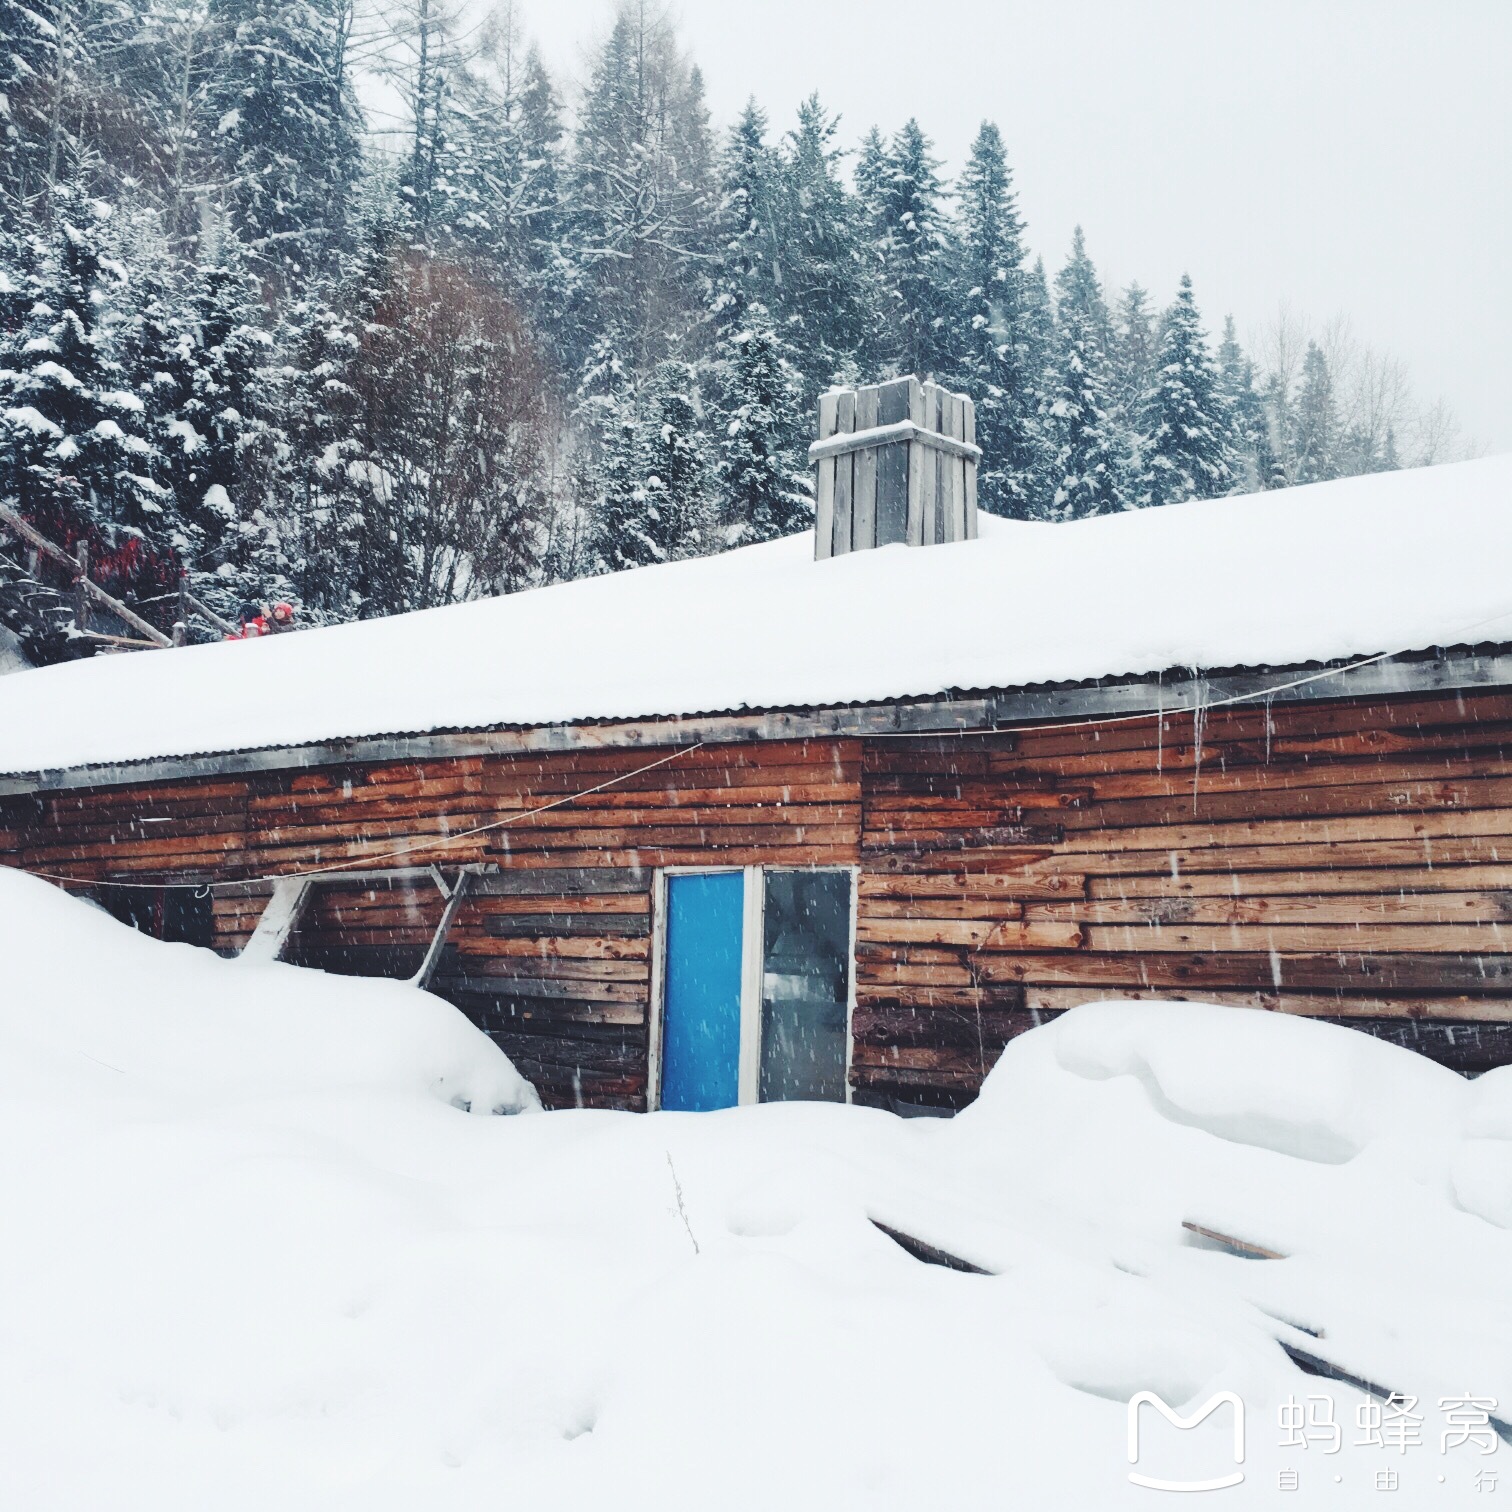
(810, 378, 980, 559)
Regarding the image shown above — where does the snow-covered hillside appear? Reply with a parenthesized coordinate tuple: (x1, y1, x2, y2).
(1, 869, 1508, 1510)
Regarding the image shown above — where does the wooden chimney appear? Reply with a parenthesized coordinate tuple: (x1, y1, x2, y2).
(810, 377, 981, 559)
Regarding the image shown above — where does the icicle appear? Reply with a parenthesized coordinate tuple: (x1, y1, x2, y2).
(1190, 672, 1209, 812)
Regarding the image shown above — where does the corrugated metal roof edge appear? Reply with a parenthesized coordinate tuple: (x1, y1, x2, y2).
(4, 642, 1511, 797)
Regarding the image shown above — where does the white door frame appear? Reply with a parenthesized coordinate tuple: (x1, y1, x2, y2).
(647, 864, 857, 1112)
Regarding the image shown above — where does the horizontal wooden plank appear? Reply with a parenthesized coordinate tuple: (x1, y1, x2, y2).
(860, 899, 1025, 920)
(1029, 836, 1512, 879)
(475, 892, 650, 915)
(439, 867, 649, 896)
(1085, 923, 1512, 954)
(1060, 775, 1512, 833)
(486, 824, 858, 851)
(970, 951, 1512, 994)
(863, 824, 1064, 855)
(435, 975, 646, 1003)
(1027, 892, 1512, 927)
(856, 919, 1083, 950)
(857, 870, 1086, 901)
(1057, 806, 1512, 858)
(1086, 864, 1512, 899)
(463, 934, 649, 960)
(1020, 986, 1512, 1023)
(481, 914, 650, 938)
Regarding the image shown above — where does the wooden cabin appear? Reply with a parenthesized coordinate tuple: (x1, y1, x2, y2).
(3, 382, 1512, 1112)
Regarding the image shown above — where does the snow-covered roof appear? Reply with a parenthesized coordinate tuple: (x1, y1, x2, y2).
(2, 455, 1510, 777)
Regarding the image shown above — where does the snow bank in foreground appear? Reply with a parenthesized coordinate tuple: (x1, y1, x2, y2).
(0, 869, 537, 1115)
(1, 873, 1509, 1511)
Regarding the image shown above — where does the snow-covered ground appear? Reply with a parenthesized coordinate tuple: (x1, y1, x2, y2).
(1, 867, 1509, 1510)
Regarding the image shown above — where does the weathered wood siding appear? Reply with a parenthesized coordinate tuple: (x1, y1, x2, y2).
(852, 687, 1512, 1107)
(5, 688, 1512, 1113)
(0, 740, 862, 1110)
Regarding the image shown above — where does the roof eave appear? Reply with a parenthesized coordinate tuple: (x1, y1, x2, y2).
(3, 644, 1510, 798)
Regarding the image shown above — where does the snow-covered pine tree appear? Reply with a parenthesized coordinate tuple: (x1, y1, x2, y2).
(1137, 274, 1236, 509)
(713, 304, 809, 545)
(1044, 230, 1125, 520)
(707, 100, 780, 351)
(1215, 315, 1280, 493)
(2, 201, 164, 540)
(1292, 340, 1339, 485)
(1055, 226, 1113, 355)
(201, 0, 361, 289)
(951, 121, 1039, 517)
(874, 119, 950, 379)
(279, 292, 373, 621)
(175, 260, 289, 618)
(775, 94, 871, 407)
(1014, 256, 1058, 512)
(0, 0, 61, 203)
(568, 2, 713, 378)
(1111, 283, 1156, 425)
(639, 360, 709, 558)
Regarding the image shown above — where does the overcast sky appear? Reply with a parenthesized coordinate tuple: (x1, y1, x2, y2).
(495, 0, 1509, 453)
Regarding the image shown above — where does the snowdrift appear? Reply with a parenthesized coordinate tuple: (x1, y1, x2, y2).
(1, 870, 1510, 1510)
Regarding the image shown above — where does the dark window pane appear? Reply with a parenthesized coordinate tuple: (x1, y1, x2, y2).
(759, 869, 851, 1103)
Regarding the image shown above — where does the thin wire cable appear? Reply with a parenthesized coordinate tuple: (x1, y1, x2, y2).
(14, 741, 709, 893)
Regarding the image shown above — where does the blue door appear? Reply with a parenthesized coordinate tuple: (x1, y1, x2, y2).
(661, 871, 745, 1111)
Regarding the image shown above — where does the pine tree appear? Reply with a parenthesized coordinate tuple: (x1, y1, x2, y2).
(201, 0, 361, 288)
(874, 119, 950, 379)
(0, 0, 60, 204)
(1055, 227, 1113, 354)
(1043, 230, 1125, 519)
(640, 361, 708, 558)
(1009, 257, 1058, 514)
(776, 94, 870, 406)
(3, 202, 163, 539)
(951, 121, 1036, 517)
(1138, 274, 1236, 509)
(1111, 283, 1156, 425)
(714, 304, 809, 544)
(1293, 341, 1339, 485)
(568, 2, 713, 377)
(707, 100, 780, 349)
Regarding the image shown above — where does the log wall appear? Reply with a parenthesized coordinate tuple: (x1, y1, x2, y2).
(5, 687, 1512, 1112)
(0, 740, 861, 1110)
(852, 686, 1512, 1107)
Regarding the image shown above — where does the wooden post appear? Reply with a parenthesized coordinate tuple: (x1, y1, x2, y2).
(874, 377, 912, 546)
(0, 501, 173, 647)
(852, 385, 880, 550)
(241, 877, 314, 964)
(948, 392, 968, 541)
(814, 391, 839, 560)
(832, 389, 856, 555)
(906, 379, 927, 547)
(73, 542, 90, 632)
(173, 571, 190, 646)
(414, 872, 473, 990)
(963, 394, 979, 538)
